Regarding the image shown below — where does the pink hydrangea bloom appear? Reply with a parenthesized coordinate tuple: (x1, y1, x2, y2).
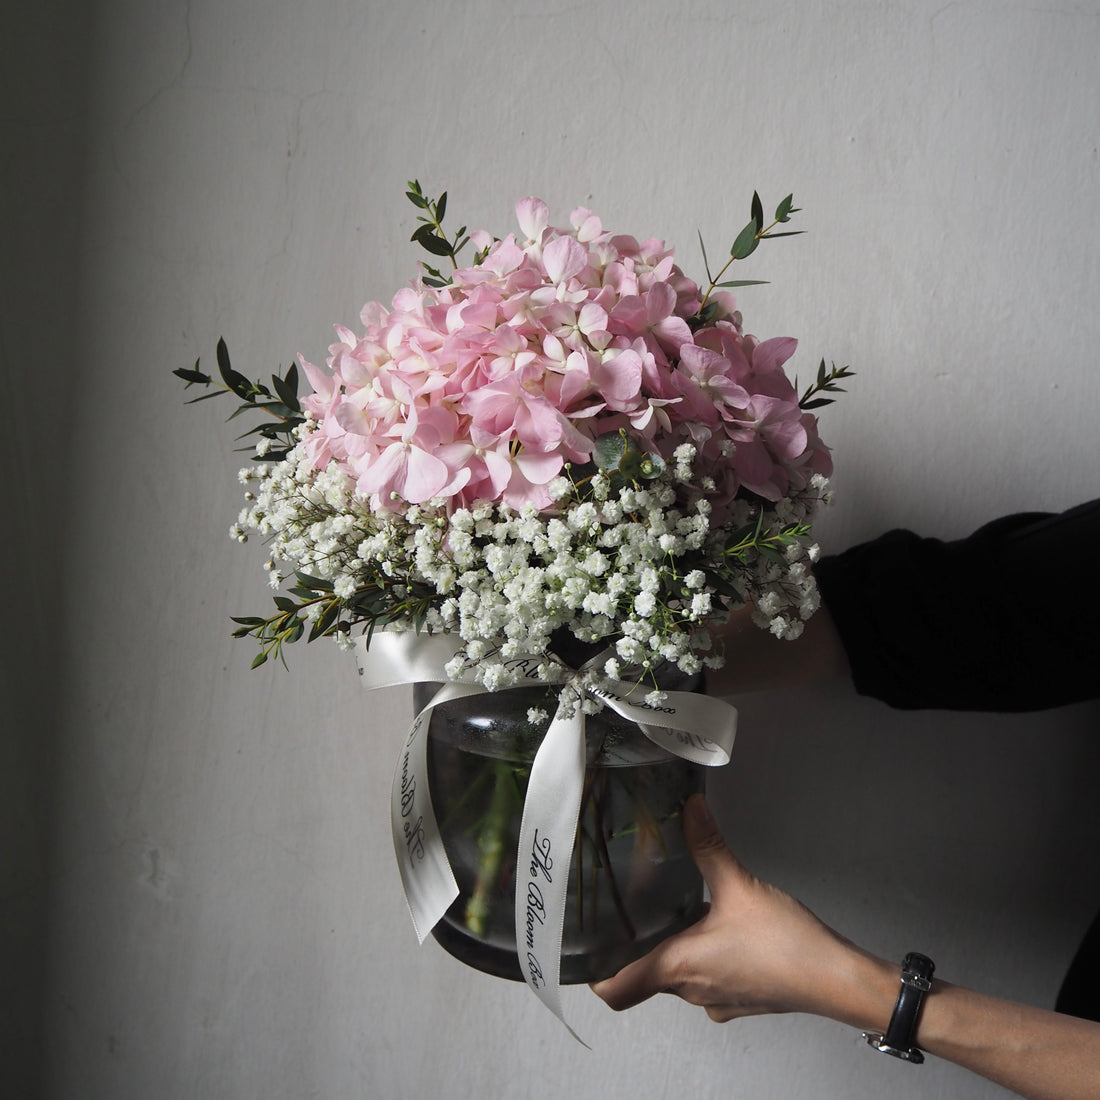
(298, 199, 832, 518)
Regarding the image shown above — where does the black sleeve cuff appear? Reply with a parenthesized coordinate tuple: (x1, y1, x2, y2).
(814, 500, 1100, 712)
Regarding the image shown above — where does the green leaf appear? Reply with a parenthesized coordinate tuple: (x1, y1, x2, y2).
(216, 337, 232, 377)
(705, 571, 743, 599)
(697, 230, 713, 283)
(237, 399, 279, 416)
(250, 399, 297, 419)
(215, 339, 252, 398)
(760, 230, 804, 239)
(775, 194, 794, 222)
(421, 234, 454, 257)
(723, 528, 756, 556)
(610, 442, 666, 482)
(251, 651, 269, 669)
(716, 279, 770, 288)
(693, 301, 722, 329)
(405, 190, 429, 209)
(173, 367, 212, 384)
(183, 390, 225, 405)
(222, 371, 252, 397)
(436, 190, 447, 224)
(272, 370, 298, 410)
(730, 219, 759, 260)
(309, 600, 341, 641)
(750, 191, 764, 230)
(295, 571, 334, 591)
(411, 224, 454, 257)
(616, 451, 646, 480)
(593, 431, 629, 470)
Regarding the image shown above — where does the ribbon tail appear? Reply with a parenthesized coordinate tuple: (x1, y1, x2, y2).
(389, 681, 483, 944)
(513, 700, 590, 1045)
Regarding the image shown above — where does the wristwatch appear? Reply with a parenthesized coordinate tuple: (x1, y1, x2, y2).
(863, 952, 935, 1063)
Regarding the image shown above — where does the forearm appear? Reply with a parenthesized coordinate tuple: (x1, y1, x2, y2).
(593, 798, 1100, 1097)
(821, 945, 1100, 1100)
(706, 603, 851, 697)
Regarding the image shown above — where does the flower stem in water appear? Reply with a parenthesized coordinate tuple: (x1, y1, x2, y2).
(464, 758, 515, 936)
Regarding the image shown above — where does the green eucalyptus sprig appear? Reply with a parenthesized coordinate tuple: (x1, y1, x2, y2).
(695, 515, 814, 606)
(230, 565, 441, 669)
(172, 338, 304, 461)
(692, 191, 857, 408)
(693, 191, 803, 326)
(406, 178, 491, 288)
(798, 359, 856, 410)
(724, 515, 812, 565)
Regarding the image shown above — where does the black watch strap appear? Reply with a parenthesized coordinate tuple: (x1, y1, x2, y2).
(864, 952, 935, 1063)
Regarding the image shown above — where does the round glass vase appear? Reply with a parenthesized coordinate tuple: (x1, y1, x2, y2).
(414, 672, 706, 985)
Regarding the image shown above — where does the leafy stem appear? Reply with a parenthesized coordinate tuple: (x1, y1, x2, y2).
(406, 179, 477, 287)
(230, 573, 342, 669)
(231, 567, 442, 669)
(798, 359, 856, 410)
(695, 192, 803, 320)
(722, 512, 812, 566)
(172, 338, 304, 460)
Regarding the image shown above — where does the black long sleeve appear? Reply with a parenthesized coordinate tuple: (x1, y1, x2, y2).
(814, 499, 1100, 712)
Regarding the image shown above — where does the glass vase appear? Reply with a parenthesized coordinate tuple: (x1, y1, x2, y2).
(415, 672, 706, 985)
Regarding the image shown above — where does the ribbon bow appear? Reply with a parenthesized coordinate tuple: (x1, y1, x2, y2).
(355, 631, 737, 1041)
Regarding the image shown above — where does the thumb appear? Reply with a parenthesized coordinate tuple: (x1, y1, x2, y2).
(683, 793, 745, 906)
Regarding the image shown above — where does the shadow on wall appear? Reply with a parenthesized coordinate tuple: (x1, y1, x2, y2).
(1, 2, 93, 1095)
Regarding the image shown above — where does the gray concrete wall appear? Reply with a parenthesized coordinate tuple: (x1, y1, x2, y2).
(9, 2, 1100, 1096)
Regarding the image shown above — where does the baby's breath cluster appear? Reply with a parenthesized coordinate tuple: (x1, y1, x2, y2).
(232, 428, 828, 688)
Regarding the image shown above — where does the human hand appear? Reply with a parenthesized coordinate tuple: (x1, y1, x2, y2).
(592, 800, 1100, 1100)
(591, 794, 876, 1023)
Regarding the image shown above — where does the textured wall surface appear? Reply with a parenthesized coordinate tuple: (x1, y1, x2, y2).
(8, 1, 1100, 1097)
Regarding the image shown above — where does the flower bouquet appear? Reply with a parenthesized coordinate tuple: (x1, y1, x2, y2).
(177, 182, 850, 1031)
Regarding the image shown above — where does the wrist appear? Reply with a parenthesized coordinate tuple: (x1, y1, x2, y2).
(800, 939, 901, 1034)
(864, 952, 936, 1062)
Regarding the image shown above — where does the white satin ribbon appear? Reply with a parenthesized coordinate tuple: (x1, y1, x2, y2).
(355, 631, 737, 1039)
